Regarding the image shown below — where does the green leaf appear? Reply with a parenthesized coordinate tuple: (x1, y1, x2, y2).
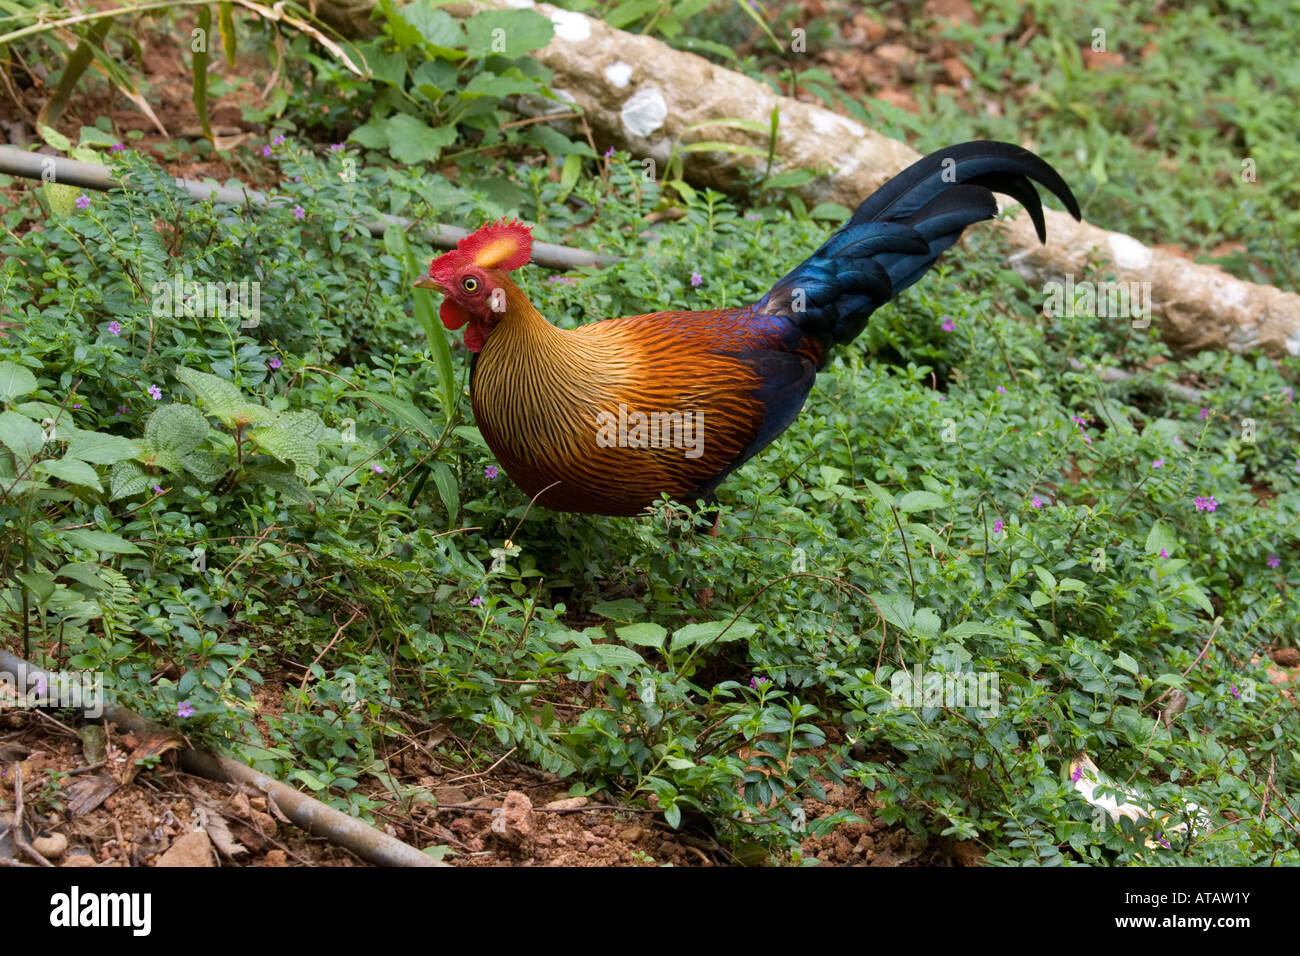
(0, 361, 37, 401)
(557, 153, 581, 202)
(249, 411, 326, 480)
(670, 619, 758, 652)
(1145, 520, 1177, 557)
(144, 404, 209, 456)
(109, 461, 153, 500)
(174, 367, 244, 418)
(431, 461, 458, 521)
(35, 457, 102, 491)
(396, 1, 466, 52)
(61, 529, 142, 556)
(218, 1, 237, 68)
(193, 5, 213, 143)
(464, 9, 554, 57)
(616, 622, 667, 648)
(897, 490, 945, 513)
(1115, 651, 1140, 675)
(349, 117, 391, 150)
(384, 114, 456, 165)
(356, 391, 436, 439)
(463, 71, 539, 99)
(0, 410, 44, 463)
(763, 168, 818, 190)
(64, 429, 138, 465)
(590, 599, 645, 622)
(246, 463, 314, 505)
(809, 202, 851, 221)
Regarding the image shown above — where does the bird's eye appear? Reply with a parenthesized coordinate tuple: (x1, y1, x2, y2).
(462, 276, 479, 293)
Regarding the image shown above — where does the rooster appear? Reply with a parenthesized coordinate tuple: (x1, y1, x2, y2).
(414, 141, 1080, 517)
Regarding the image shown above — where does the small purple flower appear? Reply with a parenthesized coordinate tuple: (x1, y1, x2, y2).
(1152, 458, 1165, 469)
(331, 143, 344, 151)
(1283, 386, 1294, 403)
(72, 403, 81, 409)
(292, 176, 302, 183)
(470, 596, 483, 607)
(147, 385, 162, 401)
(1159, 548, 1168, 558)
(936, 394, 946, 401)
(941, 317, 957, 332)
(996, 385, 1007, 394)
(604, 146, 615, 159)
(371, 463, 384, 474)
(748, 676, 769, 690)
(75, 193, 90, 209)
(262, 145, 272, 158)
(1194, 495, 1219, 513)
(152, 484, 164, 494)
(1267, 554, 1281, 568)
(177, 700, 196, 718)
(485, 465, 499, 479)
(108, 320, 122, 335)
(1173, 435, 1184, 447)
(1199, 408, 1211, 420)
(992, 519, 1004, 534)
(293, 205, 305, 220)
(1230, 684, 1240, 699)
(268, 357, 282, 370)
(117, 404, 128, 415)
(1031, 495, 1044, 509)
(1070, 765, 1083, 783)
(690, 272, 704, 287)
(273, 134, 286, 146)
(110, 142, 125, 152)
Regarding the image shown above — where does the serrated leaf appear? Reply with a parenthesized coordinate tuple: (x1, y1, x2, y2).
(174, 367, 244, 418)
(109, 461, 153, 500)
(246, 463, 314, 504)
(248, 411, 325, 479)
(1145, 520, 1177, 557)
(144, 404, 209, 455)
(1115, 651, 1140, 675)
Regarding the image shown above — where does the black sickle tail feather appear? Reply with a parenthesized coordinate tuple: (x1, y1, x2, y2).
(760, 141, 1081, 352)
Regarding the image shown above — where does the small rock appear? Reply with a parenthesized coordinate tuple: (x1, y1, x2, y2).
(436, 786, 469, 806)
(617, 826, 645, 843)
(261, 849, 288, 867)
(490, 791, 535, 851)
(1271, 647, 1300, 668)
(32, 832, 68, 859)
(940, 57, 972, 87)
(61, 850, 97, 867)
(155, 830, 214, 867)
(544, 796, 588, 810)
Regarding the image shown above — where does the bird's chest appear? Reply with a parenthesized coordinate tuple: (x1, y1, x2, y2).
(470, 344, 604, 492)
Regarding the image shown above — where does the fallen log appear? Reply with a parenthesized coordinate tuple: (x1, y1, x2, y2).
(437, 0, 1300, 358)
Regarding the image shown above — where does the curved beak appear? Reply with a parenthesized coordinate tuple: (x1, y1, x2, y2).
(412, 276, 443, 291)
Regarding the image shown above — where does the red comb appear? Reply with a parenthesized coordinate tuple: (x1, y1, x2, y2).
(429, 218, 533, 281)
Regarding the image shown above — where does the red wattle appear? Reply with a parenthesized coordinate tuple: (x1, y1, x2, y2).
(440, 299, 470, 330)
(464, 320, 487, 353)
